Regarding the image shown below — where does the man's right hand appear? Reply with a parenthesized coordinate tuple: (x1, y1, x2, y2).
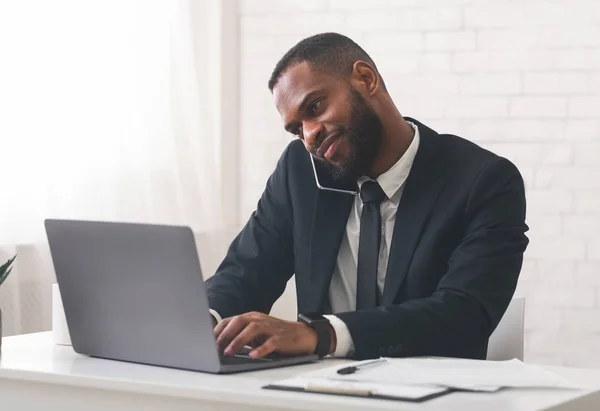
(213, 311, 320, 359)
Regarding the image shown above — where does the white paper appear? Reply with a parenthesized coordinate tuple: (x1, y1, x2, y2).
(307, 358, 578, 391)
(271, 377, 447, 399)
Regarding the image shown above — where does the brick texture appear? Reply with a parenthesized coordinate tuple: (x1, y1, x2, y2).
(238, 0, 600, 367)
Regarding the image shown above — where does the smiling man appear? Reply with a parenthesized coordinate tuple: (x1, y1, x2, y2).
(206, 33, 529, 361)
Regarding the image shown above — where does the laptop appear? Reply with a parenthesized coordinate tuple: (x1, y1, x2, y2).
(44, 219, 318, 373)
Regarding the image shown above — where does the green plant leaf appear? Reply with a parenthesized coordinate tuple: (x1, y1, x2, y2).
(0, 266, 12, 286)
(0, 255, 16, 273)
(0, 254, 17, 286)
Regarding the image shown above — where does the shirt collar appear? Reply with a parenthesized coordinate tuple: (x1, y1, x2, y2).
(358, 121, 420, 204)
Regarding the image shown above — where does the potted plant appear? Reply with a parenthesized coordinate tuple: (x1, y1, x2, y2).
(0, 254, 17, 351)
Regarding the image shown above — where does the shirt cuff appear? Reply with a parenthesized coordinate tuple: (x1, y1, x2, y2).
(209, 309, 222, 324)
(324, 315, 354, 357)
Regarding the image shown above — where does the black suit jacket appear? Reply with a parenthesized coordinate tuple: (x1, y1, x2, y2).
(206, 118, 529, 360)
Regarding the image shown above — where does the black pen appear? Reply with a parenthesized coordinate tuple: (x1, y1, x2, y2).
(337, 358, 387, 375)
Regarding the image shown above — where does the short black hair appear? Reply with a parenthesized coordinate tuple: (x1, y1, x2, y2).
(268, 32, 385, 92)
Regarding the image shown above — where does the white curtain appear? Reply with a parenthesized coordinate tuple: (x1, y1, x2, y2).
(0, 0, 225, 335)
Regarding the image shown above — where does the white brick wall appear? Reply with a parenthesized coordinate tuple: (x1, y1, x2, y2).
(238, 0, 600, 367)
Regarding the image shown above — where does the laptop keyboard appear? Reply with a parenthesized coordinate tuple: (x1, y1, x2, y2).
(219, 347, 293, 365)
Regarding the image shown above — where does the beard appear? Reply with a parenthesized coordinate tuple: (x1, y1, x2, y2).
(326, 87, 384, 180)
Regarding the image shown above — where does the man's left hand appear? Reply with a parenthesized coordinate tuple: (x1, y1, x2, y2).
(214, 312, 318, 359)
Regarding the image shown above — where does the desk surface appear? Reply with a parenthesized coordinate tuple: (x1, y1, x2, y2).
(2, 332, 600, 411)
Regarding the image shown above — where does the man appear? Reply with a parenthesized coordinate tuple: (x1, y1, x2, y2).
(206, 33, 529, 361)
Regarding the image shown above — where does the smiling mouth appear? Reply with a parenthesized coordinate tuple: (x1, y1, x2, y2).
(316, 133, 341, 157)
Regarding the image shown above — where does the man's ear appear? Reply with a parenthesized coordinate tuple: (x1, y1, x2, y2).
(351, 61, 380, 96)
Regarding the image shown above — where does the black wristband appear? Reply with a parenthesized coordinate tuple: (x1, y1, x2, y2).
(298, 313, 331, 358)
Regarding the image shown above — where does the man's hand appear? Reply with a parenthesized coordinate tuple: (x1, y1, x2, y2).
(214, 312, 320, 359)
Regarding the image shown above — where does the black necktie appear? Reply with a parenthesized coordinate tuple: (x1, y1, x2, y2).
(356, 180, 386, 310)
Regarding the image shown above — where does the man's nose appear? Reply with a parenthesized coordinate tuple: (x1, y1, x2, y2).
(303, 121, 323, 151)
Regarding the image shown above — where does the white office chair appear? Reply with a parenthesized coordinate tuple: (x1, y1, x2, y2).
(486, 297, 525, 361)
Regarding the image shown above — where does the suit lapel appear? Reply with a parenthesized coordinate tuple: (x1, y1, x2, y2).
(306, 162, 356, 313)
(381, 119, 447, 305)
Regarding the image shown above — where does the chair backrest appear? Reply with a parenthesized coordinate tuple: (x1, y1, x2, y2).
(487, 297, 525, 361)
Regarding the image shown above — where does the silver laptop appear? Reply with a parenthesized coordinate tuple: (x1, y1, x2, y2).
(44, 219, 318, 373)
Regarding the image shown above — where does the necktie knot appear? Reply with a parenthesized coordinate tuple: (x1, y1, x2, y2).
(360, 180, 386, 204)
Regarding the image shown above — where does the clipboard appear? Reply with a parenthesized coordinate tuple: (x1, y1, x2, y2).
(263, 377, 452, 403)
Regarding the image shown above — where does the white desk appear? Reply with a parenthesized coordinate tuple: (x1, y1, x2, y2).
(1, 333, 600, 411)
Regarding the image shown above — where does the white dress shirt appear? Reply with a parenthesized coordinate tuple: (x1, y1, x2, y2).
(324, 121, 420, 356)
(211, 121, 420, 358)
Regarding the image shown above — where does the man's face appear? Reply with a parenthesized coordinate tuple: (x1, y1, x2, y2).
(273, 62, 383, 178)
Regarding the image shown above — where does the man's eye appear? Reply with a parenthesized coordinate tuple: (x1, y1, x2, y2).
(309, 100, 322, 114)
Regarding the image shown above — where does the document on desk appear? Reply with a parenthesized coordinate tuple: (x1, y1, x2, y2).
(264, 377, 450, 402)
(307, 358, 578, 392)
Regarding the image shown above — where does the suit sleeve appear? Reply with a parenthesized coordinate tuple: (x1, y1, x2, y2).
(205, 144, 295, 319)
(336, 157, 529, 360)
